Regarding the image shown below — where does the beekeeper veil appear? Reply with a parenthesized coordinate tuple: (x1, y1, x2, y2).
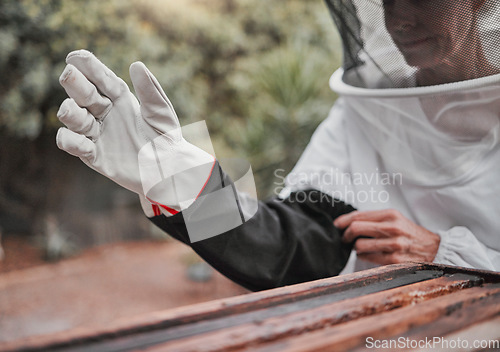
(324, 0, 500, 185)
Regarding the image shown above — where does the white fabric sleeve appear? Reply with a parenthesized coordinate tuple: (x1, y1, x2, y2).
(281, 98, 353, 201)
(434, 226, 498, 271)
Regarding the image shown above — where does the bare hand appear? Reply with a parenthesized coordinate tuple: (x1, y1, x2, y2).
(334, 209, 440, 265)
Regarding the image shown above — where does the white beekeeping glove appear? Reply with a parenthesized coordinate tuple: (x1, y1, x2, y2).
(56, 50, 215, 215)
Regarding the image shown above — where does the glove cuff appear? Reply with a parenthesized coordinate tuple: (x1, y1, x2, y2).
(142, 159, 259, 243)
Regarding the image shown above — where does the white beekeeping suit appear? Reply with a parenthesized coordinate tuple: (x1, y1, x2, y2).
(56, 0, 500, 291)
(285, 0, 500, 272)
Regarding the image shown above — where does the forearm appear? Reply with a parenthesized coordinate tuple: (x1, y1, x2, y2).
(145, 161, 356, 291)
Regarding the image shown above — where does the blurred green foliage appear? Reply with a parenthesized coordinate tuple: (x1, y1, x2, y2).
(0, 0, 341, 199)
(0, 0, 149, 138)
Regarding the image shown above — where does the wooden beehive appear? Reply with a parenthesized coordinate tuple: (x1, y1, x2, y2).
(2, 263, 500, 351)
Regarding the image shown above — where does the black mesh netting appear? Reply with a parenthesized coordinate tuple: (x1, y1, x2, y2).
(324, 0, 500, 88)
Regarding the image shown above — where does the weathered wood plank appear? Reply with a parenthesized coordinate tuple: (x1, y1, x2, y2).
(2, 264, 500, 352)
(254, 284, 500, 352)
(381, 286, 500, 352)
(413, 315, 500, 352)
(43, 267, 442, 352)
(143, 274, 484, 352)
(0, 263, 429, 352)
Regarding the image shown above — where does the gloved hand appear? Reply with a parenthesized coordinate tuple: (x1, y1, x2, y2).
(56, 50, 215, 215)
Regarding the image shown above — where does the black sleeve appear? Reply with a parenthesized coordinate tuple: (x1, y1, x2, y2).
(149, 161, 356, 292)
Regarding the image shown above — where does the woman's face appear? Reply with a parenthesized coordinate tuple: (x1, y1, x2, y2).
(384, 0, 479, 69)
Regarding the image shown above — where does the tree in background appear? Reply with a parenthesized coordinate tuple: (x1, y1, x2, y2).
(0, 0, 154, 251)
(0, 0, 341, 251)
(132, 0, 341, 196)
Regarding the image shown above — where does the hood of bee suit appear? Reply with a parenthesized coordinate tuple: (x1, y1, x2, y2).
(323, 0, 500, 185)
